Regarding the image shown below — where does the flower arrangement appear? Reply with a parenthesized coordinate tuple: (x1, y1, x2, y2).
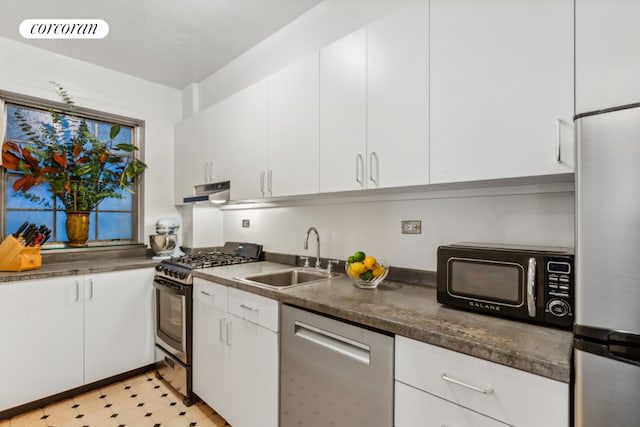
(1, 83, 146, 212)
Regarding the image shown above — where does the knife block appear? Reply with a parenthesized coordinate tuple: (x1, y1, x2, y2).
(0, 235, 42, 272)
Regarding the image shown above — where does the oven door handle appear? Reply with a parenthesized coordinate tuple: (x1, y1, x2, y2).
(153, 278, 187, 296)
(527, 257, 537, 318)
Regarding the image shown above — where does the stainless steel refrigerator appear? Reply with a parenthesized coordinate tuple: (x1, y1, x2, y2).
(574, 104, 640, 427)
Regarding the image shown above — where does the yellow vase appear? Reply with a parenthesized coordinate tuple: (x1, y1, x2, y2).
(65, 211, 90, 247)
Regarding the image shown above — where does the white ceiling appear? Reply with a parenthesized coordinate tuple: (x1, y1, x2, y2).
(0, 0, 323, 89)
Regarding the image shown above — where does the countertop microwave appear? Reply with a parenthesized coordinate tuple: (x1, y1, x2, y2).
(437, 243, 574, 329)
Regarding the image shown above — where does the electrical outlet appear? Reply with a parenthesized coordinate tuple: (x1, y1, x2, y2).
(401, 220, 421, 234)
(242, 219, 250, 228)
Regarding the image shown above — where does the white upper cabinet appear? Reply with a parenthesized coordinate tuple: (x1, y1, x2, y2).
(173, 104, 223, 204)
(267, 52, 320, 197)
(429, 0, 574, 183)
(576, 0, 640, 113)
(320, 29, 367, 193)
(222, 80, 268, 200)
(367, 0, 430, 188)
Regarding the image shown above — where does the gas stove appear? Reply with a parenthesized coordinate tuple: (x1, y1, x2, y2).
(154, 242, 263, 285)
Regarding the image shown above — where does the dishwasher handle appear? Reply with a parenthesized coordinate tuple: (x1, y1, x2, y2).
(294, 321, 371, 364)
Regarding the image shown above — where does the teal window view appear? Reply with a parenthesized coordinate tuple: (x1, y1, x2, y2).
(3, 103, 140, 245)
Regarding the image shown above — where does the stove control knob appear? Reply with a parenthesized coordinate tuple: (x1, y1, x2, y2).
(155, 264, 163, 272)
(179, 271, 188, 280)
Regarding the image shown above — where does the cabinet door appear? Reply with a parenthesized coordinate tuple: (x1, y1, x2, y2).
(395, 381, 509, 427)
(0, 277, 84, 411)
(84, 269, 155, 383)
(267, 52, 320, 197)
(173, 107, 217, 204)
(367, 0, 429, 188)
(430, 0, 574, 184)
(224, 80, 268, 200)
(320, 29, 367, 193)
(192, 280, 231, 415)
(227, 314, 279, 427)
(576, 0, 640, 113)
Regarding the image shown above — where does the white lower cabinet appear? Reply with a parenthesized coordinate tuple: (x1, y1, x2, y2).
(193, 278, 278, 427)
(395, 336, 569, 427)
(396, 381, 508, 427)
(0, 268, 155, 412)
(84, 269, 155, 384)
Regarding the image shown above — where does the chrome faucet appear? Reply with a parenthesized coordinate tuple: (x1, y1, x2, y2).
(303, 227, 321, 269)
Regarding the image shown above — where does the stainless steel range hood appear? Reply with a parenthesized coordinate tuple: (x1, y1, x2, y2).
(183, 180, 230, 204)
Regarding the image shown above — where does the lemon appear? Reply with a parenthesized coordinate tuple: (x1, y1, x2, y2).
(363, 256, 377, 270)
(353, 251, 366, 262)
(372, 265, 385, 277)
(349, 262, 367, 277)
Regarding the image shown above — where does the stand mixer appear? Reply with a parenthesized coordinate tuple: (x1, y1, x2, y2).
(150, 218, 185, 260)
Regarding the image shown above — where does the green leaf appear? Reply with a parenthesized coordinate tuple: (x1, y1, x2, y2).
(114, 143, 138, 152)
(110, 124, 121, 140)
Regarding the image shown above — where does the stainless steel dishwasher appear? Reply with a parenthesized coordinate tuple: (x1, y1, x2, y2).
(280, 304, 394, 427)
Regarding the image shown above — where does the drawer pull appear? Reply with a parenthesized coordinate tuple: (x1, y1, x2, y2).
(200, 290, 212, 296)
(441, 373, 494, 395)
(240, 303, 259, 312)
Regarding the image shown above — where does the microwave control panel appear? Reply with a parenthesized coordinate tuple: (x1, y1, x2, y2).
(544, 256, 574, 327)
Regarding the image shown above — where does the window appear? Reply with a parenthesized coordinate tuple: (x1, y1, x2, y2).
(1, 92, 145, 247)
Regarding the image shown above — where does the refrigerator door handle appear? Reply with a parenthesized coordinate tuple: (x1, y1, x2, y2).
(608, 344, 640, 364)
(527, 257, 537, 317)
(609, 331, 640, 346)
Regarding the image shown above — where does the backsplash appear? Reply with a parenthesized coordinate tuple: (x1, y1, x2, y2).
(220, 184, 575, 271)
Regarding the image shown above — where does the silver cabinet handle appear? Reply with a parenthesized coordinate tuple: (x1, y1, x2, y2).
(527, 257, 537, 318)
(267, 170, 273, 195)
(74, 280, 80, 302)
(240, 303, 259, 312)
(219, 318, 226, 343)
(556, 119, 562, 163)
(369, 152, 379, 185)
(260, 171, 265, 195)
(200, 290, 212, 296)
(441, 373, 494, 395)
(226, 320, 232, 346)
(88, 279, 93, 300)
(355, 154, 364, 185)
(294, 321, 370, 364)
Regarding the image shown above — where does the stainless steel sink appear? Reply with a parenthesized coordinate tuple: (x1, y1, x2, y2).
(235, 268, 336, 290)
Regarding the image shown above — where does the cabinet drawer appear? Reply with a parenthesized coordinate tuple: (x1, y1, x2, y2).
(193, 278, 228, 311)
(395, 381, 508, 427)
(228, 287, 279, 331)
(395, 336, 568, 427)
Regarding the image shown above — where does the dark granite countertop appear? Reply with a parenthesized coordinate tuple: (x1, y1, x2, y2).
(193, 261, 573, 383)
(0, 257, 158, 283)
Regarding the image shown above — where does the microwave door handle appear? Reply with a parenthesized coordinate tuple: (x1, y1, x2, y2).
(527, 257, 537, 317)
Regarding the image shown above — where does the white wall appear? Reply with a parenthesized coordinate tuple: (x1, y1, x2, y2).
(0, 37, 181, 240)
(222, 186, 575, 271)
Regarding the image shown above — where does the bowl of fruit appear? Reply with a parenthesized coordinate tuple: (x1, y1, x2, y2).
(345, 250, 389, 289)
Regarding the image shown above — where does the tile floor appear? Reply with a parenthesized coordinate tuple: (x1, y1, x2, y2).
(2, 371, 230, 427)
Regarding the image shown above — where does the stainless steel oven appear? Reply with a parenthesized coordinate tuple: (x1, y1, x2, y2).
(153, 265, 194, 405)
